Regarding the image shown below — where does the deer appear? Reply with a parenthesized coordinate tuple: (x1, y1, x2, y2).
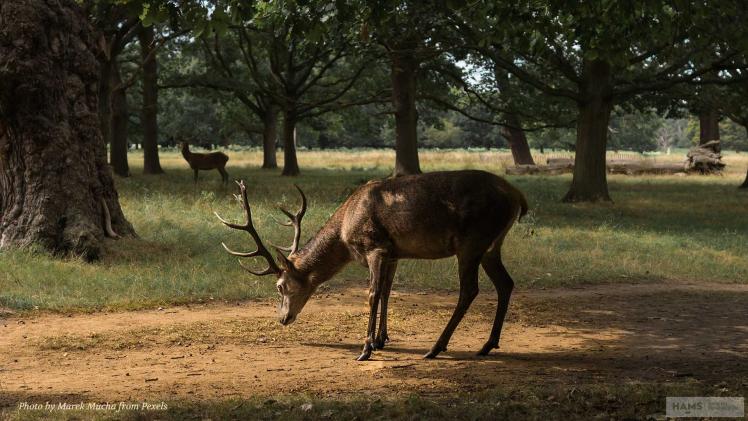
(215, 170, 528, 361)
(180, 142, 229, 184)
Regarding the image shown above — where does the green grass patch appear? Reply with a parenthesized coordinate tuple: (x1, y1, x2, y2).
(1, 149, 746, 312)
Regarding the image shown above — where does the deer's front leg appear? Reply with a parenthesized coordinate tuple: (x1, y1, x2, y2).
(357, 252, 386, 361)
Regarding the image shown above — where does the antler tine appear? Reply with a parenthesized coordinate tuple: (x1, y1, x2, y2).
(221, 242, 261, 258)
(270, 215, 294, 227)
(237, 259, 279, 277)
(215, 180, 281, 276)
(276, 184, 308, 255)
(268, 243, 293, 253)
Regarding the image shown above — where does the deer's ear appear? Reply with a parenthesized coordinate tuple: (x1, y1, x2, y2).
(275, 250, 294, 271)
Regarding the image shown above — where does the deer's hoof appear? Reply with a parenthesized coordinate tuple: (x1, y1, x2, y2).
(372, 335, 389, 350)
(356, 343, 374, 361)
(423, 346, 445, 359)
(477, 343, 498, 356)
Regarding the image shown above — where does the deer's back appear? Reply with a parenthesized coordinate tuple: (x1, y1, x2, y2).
(185, 151, 229, 169)
(339, 170, 521, 260)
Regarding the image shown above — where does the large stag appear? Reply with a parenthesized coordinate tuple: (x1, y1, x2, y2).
(181, 142, 229, 184)
(215, 170, 527, 361)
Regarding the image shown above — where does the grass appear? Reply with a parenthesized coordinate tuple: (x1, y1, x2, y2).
(4, 381, 742, 420)
(1, 148, 747, 312)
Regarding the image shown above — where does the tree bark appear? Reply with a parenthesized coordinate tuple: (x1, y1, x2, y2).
(698, 108, 720, 146)
(109, 61, 130, 177)
(501, 113, 535, 165)
(281, 110, 300, 176)
(743, 126, 748, 189)
(98, 60, 112, 150)
(0, 0, 135, 259)
(262, 107, 278, 169)
(139, 25, 163, 175)
(390, 48, 421, 176)
(563, 60, 614, 202)
(494, 66, 535, 165)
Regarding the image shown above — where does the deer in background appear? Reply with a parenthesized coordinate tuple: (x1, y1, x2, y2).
(215, 170, 528, 361)
(181, 142, 229, 184)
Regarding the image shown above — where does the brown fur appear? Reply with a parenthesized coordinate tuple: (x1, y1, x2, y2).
(224, 170, 527, 360)
(181, 142, 229, 184)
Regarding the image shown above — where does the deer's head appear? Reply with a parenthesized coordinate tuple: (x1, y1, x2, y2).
(215, 181, 310, 325)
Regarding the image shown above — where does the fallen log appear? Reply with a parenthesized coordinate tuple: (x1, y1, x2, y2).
(685, 141, 725, 174)
(546, 157, 574, 166)
(505, 163, 573, 175)
(607, 162, 687, 175)
(508, 161, 687, 176)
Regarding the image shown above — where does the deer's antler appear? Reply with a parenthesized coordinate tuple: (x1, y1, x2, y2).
(275, 184, 307, 255)
(215, 180, 281, 276)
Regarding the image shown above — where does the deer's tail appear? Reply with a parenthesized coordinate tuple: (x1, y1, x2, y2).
(515, 189, 528, 222)
(495, 177, 528, 223)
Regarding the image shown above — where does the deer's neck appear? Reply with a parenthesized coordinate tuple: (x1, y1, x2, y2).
(291, 216, 351, 287)
(181, 146, 191, 160)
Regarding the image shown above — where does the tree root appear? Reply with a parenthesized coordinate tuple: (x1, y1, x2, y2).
(101, 198, 120, 239)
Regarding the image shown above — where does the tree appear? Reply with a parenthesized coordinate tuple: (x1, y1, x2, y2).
(717, 69, 748, 187)
(139, 25, 165, 174)
(0, 0, 135, 259)
(698, 108, 721, 145)
(161, 32, 282, 168)
(87, 3, 141, 177)
(356, 1, 466, 175)
(655, 119, 689, 152)
(459, 1, 748, 202)
(608, 108, 662, 153)
(205, 3, 376, 176)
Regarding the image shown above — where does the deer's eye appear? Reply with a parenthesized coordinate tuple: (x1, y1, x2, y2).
(277, 284, 284, 294)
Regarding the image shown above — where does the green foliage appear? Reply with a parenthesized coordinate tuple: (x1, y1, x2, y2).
(527, 128, 576, 152)
(684, 117, 748, 151)
(608, 108, 663, 152)
(720, 120, 748, 151)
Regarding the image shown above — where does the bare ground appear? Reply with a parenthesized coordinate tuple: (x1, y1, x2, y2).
(1, 280, 747, 407)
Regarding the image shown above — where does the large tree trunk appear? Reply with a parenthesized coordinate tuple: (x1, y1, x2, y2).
(743, 126, 748, 189)
(390, 49, 421, 176)
(109, 61, 130, 177)
(563, 60, 614, 202)
(698, 108, 720, 147)
(494, 65, 535, 165)
(262, 107, 278, 169)
(139, 25, 163, 175)
(0, 0, 135, 259)
(501, 113, 535, 165)
(281, 110, 299, 176)
(98, 60, 112, 150)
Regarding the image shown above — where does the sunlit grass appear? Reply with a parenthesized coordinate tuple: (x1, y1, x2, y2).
(1, 148, 746, 312)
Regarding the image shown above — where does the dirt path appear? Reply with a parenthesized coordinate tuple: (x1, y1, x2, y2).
(1, 281, 747, 405)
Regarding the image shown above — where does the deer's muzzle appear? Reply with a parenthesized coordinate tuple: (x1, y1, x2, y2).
(280, 313, 296, 325)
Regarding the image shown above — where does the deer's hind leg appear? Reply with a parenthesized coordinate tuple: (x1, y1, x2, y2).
(373, 259, 398, 350)
(193, 169, 199, 183)
(424, 250, 482, 359)
(478, 238, 515, 356)
(217, 166, 229, 184)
